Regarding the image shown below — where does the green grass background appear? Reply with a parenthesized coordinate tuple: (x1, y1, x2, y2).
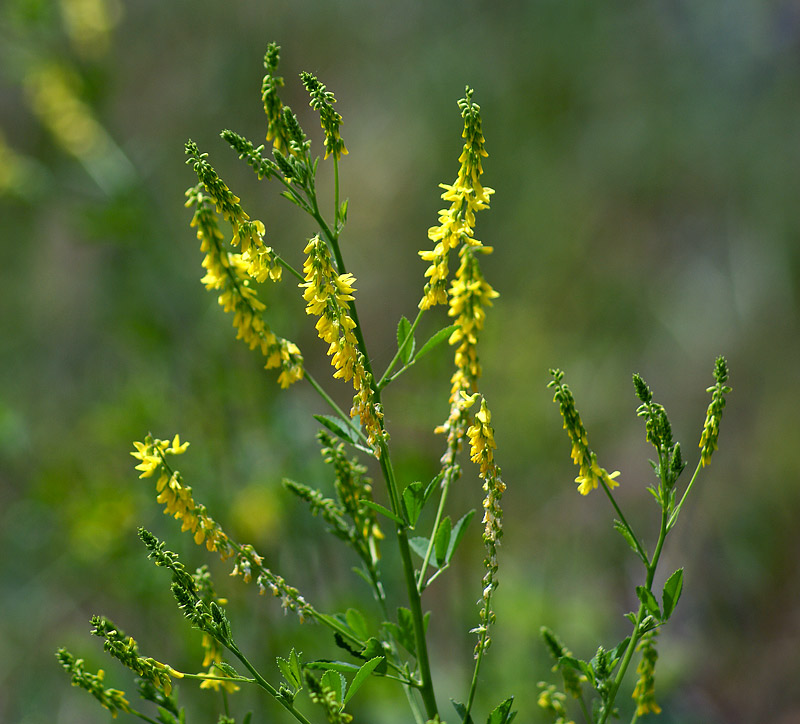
(1, 1, 798, 723)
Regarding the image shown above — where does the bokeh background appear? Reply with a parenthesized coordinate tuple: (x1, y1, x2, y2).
(2, 1, 799, 723)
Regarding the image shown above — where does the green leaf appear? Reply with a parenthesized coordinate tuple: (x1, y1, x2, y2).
(613, 519, 645, 562)
(636, 586, 662, 620)
(305, 661, 361, 673)
(345, 608, 369, 641)
(662, 568, 684, 620)
(387, 607, 417, 656)
(486, 696, 515, 724)
(360, 500, 405, 527)
(396, 316, 415, 366)
(276, 649, 303, 691)
(343, 656, 384, 706)
(314, 414, 361, 445)
(609, 637, 631, 670)
(559, 655, 595, 686)
(445, 509, 475, 564)
(415, 324, 459, 361)
(409, 536, 437, 567)
(434, 516, 452, 567)
(452, 699, 475, 724)
(214, 661, 239, 677)
(402, 481, 427, 528)
(339, 199, 349, 224)
(321, 670, 346, 705)
(358, 638, 388, 673)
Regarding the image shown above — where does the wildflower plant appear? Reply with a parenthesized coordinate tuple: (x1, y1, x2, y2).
(59, 43, 731, 724)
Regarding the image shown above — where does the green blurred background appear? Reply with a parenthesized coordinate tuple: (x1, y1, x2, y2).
(1, 1, 798, 722)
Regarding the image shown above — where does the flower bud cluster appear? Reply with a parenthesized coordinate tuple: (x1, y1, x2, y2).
(301, 236, 384, 450)
(699, 356, 731, 467)
(57, 649, 132, 718)
(632, 631, 661, 716)
(465, 395, 506, 658)
(185, 181, 303, 388)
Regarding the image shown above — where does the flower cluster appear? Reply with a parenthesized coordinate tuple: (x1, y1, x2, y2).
(699, 356, 731, 467)
(132, 435, 232, 554)
(419, 87, 494, 311)
(133, 436, 314, 622)
(57, 649, 132, 718)
(301, 71, 348, 161)
(300, 236, 384, 450)
(632, 632, 661, 716)
(90, 617, 183, 696)
(548, 370, 620, 496)
(185, 181, 303, 389)
(446, 246, 499, 400)
(465, 395, 506, 657)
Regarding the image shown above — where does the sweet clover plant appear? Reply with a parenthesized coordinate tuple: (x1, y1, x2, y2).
(58, 43, 730, 724)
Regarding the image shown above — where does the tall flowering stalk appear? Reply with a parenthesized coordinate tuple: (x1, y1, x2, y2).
(540, 359, 730, 724)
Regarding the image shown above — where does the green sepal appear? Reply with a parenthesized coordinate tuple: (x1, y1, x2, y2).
(414, 324, 460, 361)
(452, 699, 475, 724)
(396, 316, 415, 366)
(636, 586, 662, 620)
(360, 500, 405, 527)
(486, 696, 516, 724)
(321, 670, 346, 705)
(662, 568, 684, 620)
(434, 516, 452, 566)
(342, 656, 384, 707)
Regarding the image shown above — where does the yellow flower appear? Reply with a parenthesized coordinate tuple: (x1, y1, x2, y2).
(419, 88, 494, 311)
(186, 183, 304, 389)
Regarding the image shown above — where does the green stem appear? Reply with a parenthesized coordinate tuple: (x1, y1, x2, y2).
(417, 467, 453, 592)
(667, 459, 703, 531)
(226, 643, 315, 724)
(600, 479, 647, 564)
(463, 588, 493, 724)
(597, 506, 669, 724)
(130, 709, 164, 724)
(303, 369, 369, 446)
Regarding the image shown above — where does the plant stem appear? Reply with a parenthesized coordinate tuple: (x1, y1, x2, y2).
(227, 642, 316, 724)
(668, 459, 703, 531)
(417, 467, 453, 592)
(378, 308, 425, 389)
(597, 505, 669, 724)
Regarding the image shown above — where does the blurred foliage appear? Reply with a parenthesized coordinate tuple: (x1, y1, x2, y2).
(1, 1, 798, 723)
